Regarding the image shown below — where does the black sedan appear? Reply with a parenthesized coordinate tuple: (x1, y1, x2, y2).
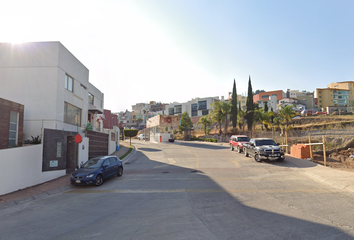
(71, 156, 123, 186)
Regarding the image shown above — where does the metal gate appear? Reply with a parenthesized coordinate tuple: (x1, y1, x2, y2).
(86, 130, 109, 159)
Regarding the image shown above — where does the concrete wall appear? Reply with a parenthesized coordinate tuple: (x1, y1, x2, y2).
(78, 137, 89, 166)
(0, 145, 65, 196)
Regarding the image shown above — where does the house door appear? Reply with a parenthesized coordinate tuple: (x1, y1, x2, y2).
(66, 136, 77, 174)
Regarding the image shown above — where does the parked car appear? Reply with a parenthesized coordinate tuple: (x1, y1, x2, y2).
(243, 138, 285, 162)
(137, 134, 145, 140)
(70, 156, 123, 186)
(229, 135, 250, 153)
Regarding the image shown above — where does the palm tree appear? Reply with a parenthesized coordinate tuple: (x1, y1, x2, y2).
(211, 101, 225, 135)
(197, 115, 212, 135)
(278, 105, 296, 127)
(254, 109, 274, 131)
(220, 101, 232, 133)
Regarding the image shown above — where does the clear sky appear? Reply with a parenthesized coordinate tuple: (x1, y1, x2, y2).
(2, 0, 354, 112)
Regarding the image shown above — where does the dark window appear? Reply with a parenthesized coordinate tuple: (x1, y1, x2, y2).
(191, 103, 198, 117)
(202, 110, 209, 116)
(175, 105, 182, 114)
(169, 108, 174, 115)
(64, 102, 82, 126)
(198, 101, 207, 110)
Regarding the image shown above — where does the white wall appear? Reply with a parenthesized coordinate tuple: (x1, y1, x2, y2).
(78, 137, 89, 166)
(0, 145, 66, 196)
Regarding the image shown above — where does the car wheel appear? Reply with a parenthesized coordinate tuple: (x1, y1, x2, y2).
(117, 166, 123, 177)
(95, 175, 103, 186)
(237, 146, 242, 153)
(277, 157, 284, 162)
(244, 149, 249, 157)
(230, 145, 234, 151)
(255, 154, 262, 162)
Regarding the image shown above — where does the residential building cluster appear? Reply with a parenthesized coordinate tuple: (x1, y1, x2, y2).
(0, 42, 120, 195)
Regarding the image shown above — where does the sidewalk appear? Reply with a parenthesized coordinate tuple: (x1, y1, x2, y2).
(0, 140, 133, 208)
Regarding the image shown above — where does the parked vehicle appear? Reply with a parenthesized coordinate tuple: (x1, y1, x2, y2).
(229, 135, 250, 153)
(243, 138, 285, 162)
(137, 134, 145, 140)
(70, 156, 123, 186)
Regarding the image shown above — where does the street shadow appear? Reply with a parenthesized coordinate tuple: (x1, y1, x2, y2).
(174, 141, 229, 150)
(104, 143, 354, 239)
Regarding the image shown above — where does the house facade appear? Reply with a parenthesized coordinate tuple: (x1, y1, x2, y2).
(0, 42, 104, 139)
(253, 90, 286, 104)
(164, 96, 219, 125)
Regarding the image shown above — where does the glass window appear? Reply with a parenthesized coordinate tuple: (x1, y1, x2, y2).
(64, 102, 82, 126)
(169, 108, 174, 115)
(175, 105, 182, 114)
(65, 75, 73, 92)
(9, 111, 18, 147)
(202, 110, 209, 115)
(88, 93, 94, 105)
(261, 95, 269, 99)
(198, 101, 207, 110)
(109, 157, 117, 164)
(191, 103, 198, 117)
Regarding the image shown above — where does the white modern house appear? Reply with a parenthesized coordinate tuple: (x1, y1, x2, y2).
(0, 42, 117, 195)
(164, 96, 219, 125)
(257, 95, 278, 112)
(0, 42, 104, 138)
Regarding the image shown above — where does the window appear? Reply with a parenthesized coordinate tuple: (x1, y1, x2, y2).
(88, 93, 94, 105)
(198, 101, 207, 110)
(8, 111, 18, 147)
(191, 104, 198, 117)
(64, 102, 82, 126)
(169, 108, 174, 115)
(65, 75, 73, 92)
(261, 95, 269, 99)
(175, 105, 182, 114)
(202, 110, 209, 116)
(111, 133, 115, 141)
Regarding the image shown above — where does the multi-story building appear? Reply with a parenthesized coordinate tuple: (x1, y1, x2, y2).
(257, 95, 278, 112)
(164, 96, 219, 125)
(316, 88, 350, 110)
(227, 92, 247, 111)
(0, 42, 104, 139)
(253, 90, 286, 104)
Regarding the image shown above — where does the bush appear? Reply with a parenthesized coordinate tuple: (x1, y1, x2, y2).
(204, 138, 217, 143)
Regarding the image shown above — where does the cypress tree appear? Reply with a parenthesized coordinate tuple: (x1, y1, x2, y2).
(264, 102, 269, 112)
(231, 79, 238, 128)
(246, 76, 254, 131)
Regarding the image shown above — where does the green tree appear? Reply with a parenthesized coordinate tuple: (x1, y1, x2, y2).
(245, 76, 254, 131)
(136, 117, 143, 126)
(231, 79, 238, 128)
(197, 114, 212, 135)
(237, 106, 247, 131)
(264, 102, 268, 112)
(278, 105, 296, 127)
(211, 101, 225, 135)
(179, 111, 193, 133)
(123, 129, 139, 145)
(221, 101, 232, 133)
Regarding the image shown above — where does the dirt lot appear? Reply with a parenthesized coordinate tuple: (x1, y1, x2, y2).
(312, 149, 354, 172)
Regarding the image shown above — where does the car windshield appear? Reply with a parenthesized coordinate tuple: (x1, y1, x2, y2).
(255, 139, 277, 146)
(81, 157, 105, 169)
(238, 137, 249, 142)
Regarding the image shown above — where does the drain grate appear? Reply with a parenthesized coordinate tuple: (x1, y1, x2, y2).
(162, 171, 170, 174)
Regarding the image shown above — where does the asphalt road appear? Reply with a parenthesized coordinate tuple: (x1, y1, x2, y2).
(1, 140, 354, 239)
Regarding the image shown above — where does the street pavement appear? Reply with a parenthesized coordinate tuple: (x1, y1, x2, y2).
(2, 140, 354, 209)
(0, 140, 134, 208)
